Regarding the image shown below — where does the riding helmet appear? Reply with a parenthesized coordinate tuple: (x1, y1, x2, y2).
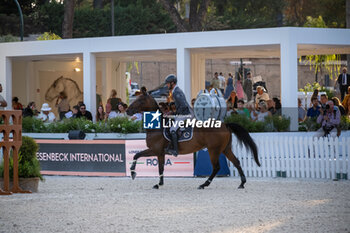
(165, 74, 177, 84)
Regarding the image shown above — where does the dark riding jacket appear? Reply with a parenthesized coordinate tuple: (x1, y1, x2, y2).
(172, 86, 191, 115)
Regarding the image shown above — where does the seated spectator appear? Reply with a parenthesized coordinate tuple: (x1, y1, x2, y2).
(255, 101, 271, 122)
(65, 105, 80, 119)
(130, 112, 142, 122)
(272, 97, 282, 115)
(314, 100, 340, 137)
(96, 105, 106, 122)
(12, 97, 23, 110)
(107, 89, 122, 111)
(227, 91, 238, 110)
(341, 86, 350, 115)
(255, 86, 269, 107)
(37, 103, 56, 123)
(298, 98, 306, 122)
(236, 99, 250, 118)
(246, 100, 257, 121)
(320, 94, 328, 110)
(307, 97, 321, 118)
(77, 104, 92, 121)
(331, 97, 346, 116)
(23, 102, 38, 117)
(267, 99, 276, 115)
(116, 103, 128, 117)
(105, 103, 117, 119)
(310, 89, 319, 107)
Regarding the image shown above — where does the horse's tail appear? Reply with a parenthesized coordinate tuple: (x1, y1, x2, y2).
(226, 123, 260, 167)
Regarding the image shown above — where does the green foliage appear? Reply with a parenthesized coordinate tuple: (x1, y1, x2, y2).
(339, 116, 350, 130)
(22, 117, 142, 134)
(224, 114, 291, 132)
(301, 16, 341, 80)
(0, 34, 19, 42)
(299, 82, 334, 99)
(298, 117, 321, 132)
(0, 136, 43, 180)
(37, 32, 62, 40)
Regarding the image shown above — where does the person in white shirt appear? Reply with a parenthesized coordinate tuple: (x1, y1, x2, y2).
(218, 72, 226, 94)
(255, 86, 269, 108)
(0, 84, 8, 110)
(37, 103, 56, 123)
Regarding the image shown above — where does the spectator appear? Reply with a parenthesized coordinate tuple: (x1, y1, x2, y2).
(226, 91, 238, 111)
(65, 105, 80, 119)
(267, 99, 276, 115)
(307, 97, 321, 118)
(243, 71, 253, 102)
(12, 97, 23, 110)
(246, 100, 258, 121)
(310, 89, 319, 107)
(107, 89, 122, 111)
(96, 86, 103, 112)
(96, 105, 106, 122)
(341, 86, 350, 115)
(236, 99, 250, 118)
(298, 98, 306, 122)
(331, 97, 346, 116)
(255, 101, 271, 122)
(224, 73, 234, 99)
(255, 86, 269, 106)
(37, 103, 56, 123)
(320, 94, 328, 110)
(211, 72, 220, 89)
(105, 103, 117, 119)
(23, 102, 38, 118)
(116, 103, 128, 117)
(315, 100, 340, 137)
(335, 67, 350, 101)
(77, 104, 93, 121)
(272, 97, 282, 115)
(235, 74, 244, 100)
(191, 98, 196, 108)
(0, 84, 8, 110)
(218, 72, 225, 94)
(55, 91, 70, 120)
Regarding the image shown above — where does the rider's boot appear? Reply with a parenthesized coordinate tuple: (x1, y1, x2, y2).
(165, 131, 178, 157)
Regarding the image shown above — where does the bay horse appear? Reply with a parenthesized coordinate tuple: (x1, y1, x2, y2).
(126, 89, 260, 189)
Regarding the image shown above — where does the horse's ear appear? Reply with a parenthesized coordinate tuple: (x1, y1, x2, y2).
(141, 86, 147, 96)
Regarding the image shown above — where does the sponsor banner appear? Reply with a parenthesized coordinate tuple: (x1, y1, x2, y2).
(36, 140, 126, 176)
(125, 140, 194, 177)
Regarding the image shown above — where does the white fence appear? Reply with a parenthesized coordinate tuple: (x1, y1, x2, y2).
(230, 136, 350, 180)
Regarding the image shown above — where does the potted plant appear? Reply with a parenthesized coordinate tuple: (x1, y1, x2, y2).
(0, 136, 44, 192)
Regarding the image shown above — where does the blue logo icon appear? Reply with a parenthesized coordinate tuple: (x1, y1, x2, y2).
(143, 110, 161, 129)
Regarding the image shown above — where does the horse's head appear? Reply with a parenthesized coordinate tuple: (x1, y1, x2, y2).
(45, 76, 65, 101)
(126, 88, 159, 116)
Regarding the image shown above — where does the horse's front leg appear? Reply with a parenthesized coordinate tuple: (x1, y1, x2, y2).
(130, 149, 153, 180)
(153, 154, 165, 189)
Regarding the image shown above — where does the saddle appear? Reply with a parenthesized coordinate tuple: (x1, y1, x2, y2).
(163, 126, 193, 142)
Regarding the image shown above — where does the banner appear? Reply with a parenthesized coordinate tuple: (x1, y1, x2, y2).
(36, 140, 126, 176)
(125, 140, 194, 177)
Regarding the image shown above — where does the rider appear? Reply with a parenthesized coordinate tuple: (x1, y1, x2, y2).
(164, 74, 192, 156)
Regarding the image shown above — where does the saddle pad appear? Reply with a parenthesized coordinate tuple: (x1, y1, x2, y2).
(163, 127, 193, 142)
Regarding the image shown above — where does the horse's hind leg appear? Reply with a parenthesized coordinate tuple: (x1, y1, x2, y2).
(130, 149, 153, 180)
(153, 154, 165, 189)
(198, 149, 221, 190)
(223, 147, 246, 189)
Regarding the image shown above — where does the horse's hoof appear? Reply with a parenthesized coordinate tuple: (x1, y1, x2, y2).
(197, 185, 204, 190)
(131, 171, 136, 180)
(238, 184, 245, 189)
(153, 184, 159, 189)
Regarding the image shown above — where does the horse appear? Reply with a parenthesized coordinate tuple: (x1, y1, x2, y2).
(126, 88, 261, 189)
(45, 76, 83, 106)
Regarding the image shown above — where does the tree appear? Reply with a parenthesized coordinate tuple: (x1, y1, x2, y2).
(158, 0, 211, 32)
(62, 0, 75, 38)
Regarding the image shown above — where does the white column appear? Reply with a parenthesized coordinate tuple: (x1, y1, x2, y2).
(280, 39, 298, 131)
(177, 47, 191, 103)
(83, 52, 96, 121)
(0, 57, 13, 110)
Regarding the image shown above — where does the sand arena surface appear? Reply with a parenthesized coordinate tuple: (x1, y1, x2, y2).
(0, 176, 349, 233)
